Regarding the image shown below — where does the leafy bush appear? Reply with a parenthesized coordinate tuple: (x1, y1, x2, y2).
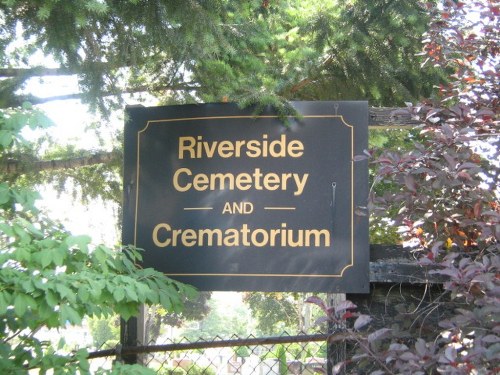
(0, 107, 197, 373)
(157, 366, 187, 375)
(308, 1, 499, 374)
(185, 364, 216, 375)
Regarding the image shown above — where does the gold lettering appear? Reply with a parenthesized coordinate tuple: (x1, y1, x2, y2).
(192, 173, 209, 191)
(182, 229, 197, 246)
(173, 168, 192, 192)
(288, 140, 304, 157)
(151, 223, 331, 248)
(235, 173, 252, 190)
(177, 134, 304, 159)
(246, 140, 261, 157)
(294, 174, 309, 196)
(211, 172, 235, 191)
(198, 228, 223, 246)
(305, 229, 331, 247)
(251, 228, 269, 247)
(202, 137, 217, 158)
(263, 173, 281, 191)
(178, 137, 195, 159)
(241, 224, 251, 246)
(269, 134, 286, 157)
(152, 223, 171, 247)
(173, 168, 308, 195)
(218, 140, 234, 158)
(224, 229, 239, 246)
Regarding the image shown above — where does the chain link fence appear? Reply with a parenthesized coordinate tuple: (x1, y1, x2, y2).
(88, 332, 330, 374)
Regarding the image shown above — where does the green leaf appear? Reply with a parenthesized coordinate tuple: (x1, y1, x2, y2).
(78, 286, 90, 303)
(60, 304, 82, 325)
(0, 129, 13, 148)
(40, 249, 52, 268)
(159, 293, 172, 310)
(52, 246, 67, 266)
(46, 290, 58, 308)
(75, 349, 90, 372)
(14, 293, 34, 316)
(56, 284, 76, 303)
(21, 279, 34, 293)
(57, 338, 67, 350)
(0, 183, 10, 205)
(113, 287, 125, 302)
(125, 287, 138, 302)
(14, 245, 31, 261)
(0, 222, 15, 237)
(36, 6, 51, 21)
(38, 301, 56, 322)
(0, 292, 10, 314)
(21, 101, 33, 110)
(65, 235, 91, 252)
(13, 225, 31, 246)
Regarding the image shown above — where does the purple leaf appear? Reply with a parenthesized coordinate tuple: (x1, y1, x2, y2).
(305, 296, 327, 312)
(328, 331, 353, 343)
(444, 154, 457, 170)
(457, 162, 480, 171)
(331, 362, 346, 375)
(335, 300, 357, 313)
(404, 174, 417, 192)
(444, 346, 457, 362)
(368, 328, 391, 342)
(353, 154, 369, 161)
(354, 314, 372, 330)
(482, 334, 500, 343)
(415, 338, 428, 357)
(389, 343, 409, 352)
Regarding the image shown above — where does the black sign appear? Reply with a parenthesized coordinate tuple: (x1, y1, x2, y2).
(123, 101, 369, 292)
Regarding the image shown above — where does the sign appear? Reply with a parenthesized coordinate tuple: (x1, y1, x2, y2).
(123, 101, 369, 292)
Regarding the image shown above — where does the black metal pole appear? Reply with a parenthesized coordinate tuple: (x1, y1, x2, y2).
(120, 317, 138, 364)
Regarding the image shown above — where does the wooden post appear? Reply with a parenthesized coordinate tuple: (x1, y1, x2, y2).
(326, 293, 347, 375)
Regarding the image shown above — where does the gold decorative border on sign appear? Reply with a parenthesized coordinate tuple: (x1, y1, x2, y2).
(134, 115, 355, 278)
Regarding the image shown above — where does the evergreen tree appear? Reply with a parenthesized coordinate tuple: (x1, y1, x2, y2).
(0, 0, 442, 203)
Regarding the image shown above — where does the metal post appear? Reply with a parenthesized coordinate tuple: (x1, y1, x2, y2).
(119, 305, 146, 365)
(120, 317, 138, 364)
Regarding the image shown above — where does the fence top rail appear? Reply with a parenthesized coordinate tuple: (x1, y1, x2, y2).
(88, 333, 330, 359)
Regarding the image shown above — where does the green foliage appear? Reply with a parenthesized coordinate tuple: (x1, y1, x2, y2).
(146, 292, 212, 343)
(0, 107, 197, 374)
(234, 345, 250, 358)
(1, 0, 443, 116)
(95, 362, 157, 375)
(184, 364, 216, 375)
(368, 128, 422, 244)
(157, 367, 186, 375)
(181, 296, 251, 340)
(89, 316, 120, 349)
(243, 292, 300, 335)
(0, 0, 446, 213)
(276, 344, 288, 375)
(298, 0, 445, 105)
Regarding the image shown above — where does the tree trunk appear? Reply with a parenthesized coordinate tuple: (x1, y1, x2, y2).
(1, 150, 121, 175)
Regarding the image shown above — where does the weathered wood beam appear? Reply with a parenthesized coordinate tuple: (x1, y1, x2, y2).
(369, 244, 443, 284)
(368, 107, 421, 128)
